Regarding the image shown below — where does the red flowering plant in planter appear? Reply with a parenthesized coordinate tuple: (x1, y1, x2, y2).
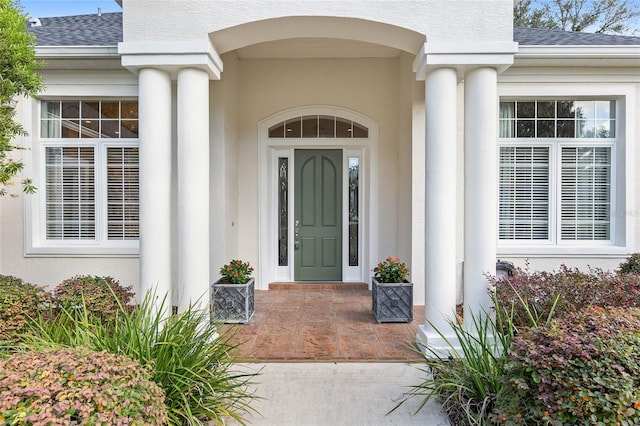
(373, 257, 409, 283)
(219, 259, 254, 284)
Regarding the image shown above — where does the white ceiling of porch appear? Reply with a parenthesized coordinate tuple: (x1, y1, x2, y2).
(235, 37, 402, 59)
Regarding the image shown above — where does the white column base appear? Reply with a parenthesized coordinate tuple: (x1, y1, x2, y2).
(416, 324, 461, 359)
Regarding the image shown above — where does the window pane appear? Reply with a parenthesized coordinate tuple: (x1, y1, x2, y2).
(516, 102, 535, 118)
(269, 123, 285, 138)
(121, 120, 139, 138)
(499, 102, 515, 138)
(348, 157, 359, 266)
(61, 101, 80, 118)
(353, 122, 368, 138)
(561, 147, 610, 240)
(516, 120, 535, 138)
(302, 116, 318, 138)
(537, 101, 555, 118)
(278, 158, 288, 266)
(318, 116, 335, 137)
(499, 146, 549, 240)
(556, 120, 575, 138)
(46, 147, 95, 240)
(336, 118, 351, 137)
(557, 101, 575, 118)
(121, 102, 138, 119)
(101, 102, 120, 119)
(285, 118, 301, 138)
(537, 120, 555, 138)
(107, 147, 139, 240)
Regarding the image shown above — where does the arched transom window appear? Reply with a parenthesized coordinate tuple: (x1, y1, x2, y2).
(268, 115, 368, 138)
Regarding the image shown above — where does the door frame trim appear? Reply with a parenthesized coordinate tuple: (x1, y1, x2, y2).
(258, 106, 379, 290)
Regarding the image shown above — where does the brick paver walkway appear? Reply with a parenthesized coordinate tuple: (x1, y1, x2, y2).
(223, 284, 425, 362)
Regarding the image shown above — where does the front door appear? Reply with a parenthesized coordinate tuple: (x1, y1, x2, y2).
(294, 149, 342, 281)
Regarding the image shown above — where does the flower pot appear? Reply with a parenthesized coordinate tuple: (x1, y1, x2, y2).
(372, 277, 413, 323)
(210, 278, 255, 323)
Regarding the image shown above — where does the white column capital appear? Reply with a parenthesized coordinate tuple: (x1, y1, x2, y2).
(413, 41, 517, 80)
(120, 40, 223, 80)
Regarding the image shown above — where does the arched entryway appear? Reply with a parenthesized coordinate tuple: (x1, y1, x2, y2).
(258, 106, 378, 290)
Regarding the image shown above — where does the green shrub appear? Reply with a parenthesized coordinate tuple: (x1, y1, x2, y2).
(0, 347, 167, 425)
(26, 292, 259, 425)
(491, 265, 640, 329)
(54, 275, 134, 320)
(619, 253, 640, 274)
(219, 259, 254, 284)
(493, 306, 640, 425)
(391, 305, 516, 425)
(0, 275, 50, 345)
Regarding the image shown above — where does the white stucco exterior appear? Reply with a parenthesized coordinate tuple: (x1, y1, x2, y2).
(1, 0, 639, 351)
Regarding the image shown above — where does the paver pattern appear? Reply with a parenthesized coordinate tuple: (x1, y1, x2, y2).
(224, 284, 425, 362)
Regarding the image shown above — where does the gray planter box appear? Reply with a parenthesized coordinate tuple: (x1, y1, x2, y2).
(210, 278, 255, 323)
(372, 277, 413, 323)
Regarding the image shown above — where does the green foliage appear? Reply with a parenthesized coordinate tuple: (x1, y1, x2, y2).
(25, 291, 259, 425)
(619, 253, 640, 274)
(373, 257, 409, 283)
(391, 302, 516, 425)
(490, 264, 640, 329)
(0, 347, 167, 424)
(492, 306, 640, 425)
(54, 275, 134, 321)
(0, 0, 43, 195)
(0, 274, 50, 345)
(514, 0, 640, 35)
(219, 259, 254, 284)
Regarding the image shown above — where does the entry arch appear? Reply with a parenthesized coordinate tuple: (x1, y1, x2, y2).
(258, 106, 379, 289)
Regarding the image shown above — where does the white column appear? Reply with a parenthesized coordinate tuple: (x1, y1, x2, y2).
(463, 67, 498, 325)
(177, 67, 210, 310)
(417, 67, 458, 349)
(138, 68, 172, 315)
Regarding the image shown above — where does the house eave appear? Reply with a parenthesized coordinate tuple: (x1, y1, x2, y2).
(36, 45, 120, 58)
(515, 45, 640, 67)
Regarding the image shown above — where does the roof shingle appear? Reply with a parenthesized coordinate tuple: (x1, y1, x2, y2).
(29, 12, 122, 46)
(28, 12, 640, 48)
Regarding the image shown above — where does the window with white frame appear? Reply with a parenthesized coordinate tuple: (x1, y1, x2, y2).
(40, 100, 139, 247)
(499, 99, 615, 243)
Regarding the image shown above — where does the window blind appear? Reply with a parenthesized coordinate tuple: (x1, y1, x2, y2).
(499, 146, 549, 240)
(560, 147, 610, 240)
(107, 147, 140, 240)
(45, 147, 96, 240)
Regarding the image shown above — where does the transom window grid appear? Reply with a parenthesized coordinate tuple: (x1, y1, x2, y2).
(40, 99, 139, 246)
(500, 100, 615, 139)
(41, 100, 138, 139)
(269, 115, 368, 138)
(499, 99, 615, 244)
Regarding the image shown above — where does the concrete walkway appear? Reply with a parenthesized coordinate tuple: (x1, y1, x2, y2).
(232, 363, 450, 425)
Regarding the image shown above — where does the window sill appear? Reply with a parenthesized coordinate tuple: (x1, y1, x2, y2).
(498, 245, 630, 258)
(25, 244, 139, 258)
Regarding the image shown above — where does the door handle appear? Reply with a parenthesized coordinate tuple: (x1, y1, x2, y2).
(294, 220, 300, 249)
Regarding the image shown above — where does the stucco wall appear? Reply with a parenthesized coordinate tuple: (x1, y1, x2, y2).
(495, 66, 640, 276)
(122, 0, 513, 49)
(0, 72, 140, 292)
(233, 56, 410, 276)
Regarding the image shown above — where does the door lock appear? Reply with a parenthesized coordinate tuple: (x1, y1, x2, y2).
(294, 220, 300, 249)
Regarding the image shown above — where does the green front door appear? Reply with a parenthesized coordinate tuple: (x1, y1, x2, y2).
(294, 149, 342, 281)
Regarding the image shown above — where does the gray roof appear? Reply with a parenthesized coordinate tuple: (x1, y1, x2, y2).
(514, 26, 640, 46)
(29, 12, 640, 47)
(29, 12, 122, 46)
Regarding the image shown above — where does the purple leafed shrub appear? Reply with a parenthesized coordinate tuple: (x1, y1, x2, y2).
(492, 306, 640, 425)
(54, 275, 134, 320)
(0, 347, 167, 425)
(0, 275, 51, 344)
(490, 265, 640, 329)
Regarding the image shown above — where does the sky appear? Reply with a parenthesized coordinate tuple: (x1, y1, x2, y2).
(18, 0, 122, 18)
